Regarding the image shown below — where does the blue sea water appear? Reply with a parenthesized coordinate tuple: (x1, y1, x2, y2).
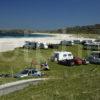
(0, 33, 52, 38)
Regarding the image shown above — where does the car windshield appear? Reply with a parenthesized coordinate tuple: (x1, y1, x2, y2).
(20, 70, 29, 74)
(91, 53, 100, 58)
(32, 70, 37, 74)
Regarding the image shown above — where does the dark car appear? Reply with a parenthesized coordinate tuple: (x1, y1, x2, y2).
(58, 57, 89, 66)
(58, 59, 74, 66)
(48, 44, 59, 49)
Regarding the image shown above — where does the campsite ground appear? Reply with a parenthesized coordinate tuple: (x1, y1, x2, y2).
(0, 45, 100, 100)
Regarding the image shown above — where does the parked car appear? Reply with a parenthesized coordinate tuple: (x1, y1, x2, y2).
(23, 41, 48, 49)
(14, 68, 43, 78)
(48, 44, 59, 49)
(51, 51, 74, 61)
(23, 41, 40, 49)
(73, 57, 89, 65)
(73, 40, 81, 44)
(58, 59, 74, 66)
(83, 43, 100, 50)
(40, 43, 48, 49)
(81, 40, 93, 45)
(58, 57, 89, 66)
(60, 40, 74, 46)
(0, 74, 12, 78)
(94, 39, 100, 43)
(87, 51, 100, 64)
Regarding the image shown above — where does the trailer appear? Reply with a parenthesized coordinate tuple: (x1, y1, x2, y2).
(51, 51, 74, 61)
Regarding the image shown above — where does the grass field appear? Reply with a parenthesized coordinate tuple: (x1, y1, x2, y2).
(73, 33, 100, 39)
(0, 45, 100, 100)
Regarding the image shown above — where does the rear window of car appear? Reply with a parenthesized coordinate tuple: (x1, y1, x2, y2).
(32, 70, 37, 74)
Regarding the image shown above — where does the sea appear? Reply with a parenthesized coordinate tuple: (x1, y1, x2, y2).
(0, 33, 52, 38)
(0, 33, 53, 52)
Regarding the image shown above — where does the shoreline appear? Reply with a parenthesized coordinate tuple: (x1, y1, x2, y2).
(0, 33, 95, 52)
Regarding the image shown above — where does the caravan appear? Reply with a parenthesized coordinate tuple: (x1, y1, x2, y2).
(51, 51, 74, 61)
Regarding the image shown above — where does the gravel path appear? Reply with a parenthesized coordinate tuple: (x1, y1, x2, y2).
(0, 78, 48, 96)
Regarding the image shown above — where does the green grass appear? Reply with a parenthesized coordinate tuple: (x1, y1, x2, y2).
(73, 33, 100, 39)
(0, 45, 100, 100)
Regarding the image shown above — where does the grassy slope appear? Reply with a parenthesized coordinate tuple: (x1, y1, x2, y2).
(0, 45, 100, 100)
(72, 33, 100, 39)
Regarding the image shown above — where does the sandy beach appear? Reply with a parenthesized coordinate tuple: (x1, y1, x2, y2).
(0, 33, 95, 52)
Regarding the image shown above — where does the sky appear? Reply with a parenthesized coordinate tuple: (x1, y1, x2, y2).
(0, 0, 100, 30)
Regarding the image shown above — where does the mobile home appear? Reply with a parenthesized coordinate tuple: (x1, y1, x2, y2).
(51, 51, 74, 61)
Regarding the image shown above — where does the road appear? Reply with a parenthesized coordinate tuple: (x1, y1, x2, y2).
(0, 78, 48, 96)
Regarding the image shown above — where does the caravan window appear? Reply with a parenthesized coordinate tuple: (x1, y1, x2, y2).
(63, 54, 67, 57)
(68, 54, 72, 57)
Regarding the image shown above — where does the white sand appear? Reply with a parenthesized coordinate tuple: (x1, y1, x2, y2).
(0, 33, 95, 52)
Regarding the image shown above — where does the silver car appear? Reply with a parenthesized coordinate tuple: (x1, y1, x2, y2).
(14, 68, 42, 78)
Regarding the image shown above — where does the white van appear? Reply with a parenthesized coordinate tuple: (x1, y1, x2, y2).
(51, 51, 74, 61)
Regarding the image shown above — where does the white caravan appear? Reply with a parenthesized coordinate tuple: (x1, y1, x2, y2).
(51, 51, 74, 61)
